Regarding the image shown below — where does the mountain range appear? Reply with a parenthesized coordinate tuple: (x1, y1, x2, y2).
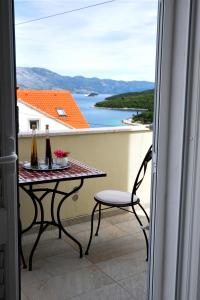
(16, 67, 154, 94)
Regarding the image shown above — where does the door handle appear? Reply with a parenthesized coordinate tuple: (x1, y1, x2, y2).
(0, 153, 18, 165)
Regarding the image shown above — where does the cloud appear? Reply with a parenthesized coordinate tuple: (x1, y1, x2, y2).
(14, 0, 158, 81)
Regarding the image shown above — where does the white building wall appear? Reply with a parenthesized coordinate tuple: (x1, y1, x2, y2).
(18, 101, 72, 132)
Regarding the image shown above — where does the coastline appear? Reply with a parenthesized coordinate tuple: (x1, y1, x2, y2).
(122, 117, 152, 128)
(73, 93, 147, 128)
(91, 105, 147, 112)
(122, 118, 133, 125)
(89, 104, 148, 126)
(91, 104, 149, 126)
(121, 118, 141, 126)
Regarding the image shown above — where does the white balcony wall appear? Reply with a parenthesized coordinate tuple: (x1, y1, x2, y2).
(18, 101, 71, 132)
(18, 127, 152, 228)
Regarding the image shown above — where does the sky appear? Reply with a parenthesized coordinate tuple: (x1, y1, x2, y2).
(14, 0, 158, 81)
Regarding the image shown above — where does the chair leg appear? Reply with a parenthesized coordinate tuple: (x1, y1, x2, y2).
(132, 204, 149, 261)
(95, 203, 101, 236)
(138, 203, 150, 223)
(85, 202, 99, 255)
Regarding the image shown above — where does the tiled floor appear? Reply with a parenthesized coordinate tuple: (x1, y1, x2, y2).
(21, 211, 148, 300)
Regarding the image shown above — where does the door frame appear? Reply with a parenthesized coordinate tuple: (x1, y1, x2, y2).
(0, 0, 19, 299)
(149, 0, 200, 299)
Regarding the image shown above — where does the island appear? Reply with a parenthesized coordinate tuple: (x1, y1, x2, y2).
(95, 89, 154, 124)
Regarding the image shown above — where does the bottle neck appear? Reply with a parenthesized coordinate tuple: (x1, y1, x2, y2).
(45, 126, 52, 168)
(45, 128, 50, 139)
(31, 128, 38, 167)
(32, 128, 36, 137)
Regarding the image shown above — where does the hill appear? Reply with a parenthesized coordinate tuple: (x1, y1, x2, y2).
(16, 67, 154, 94)
(95, 89, 154, 124)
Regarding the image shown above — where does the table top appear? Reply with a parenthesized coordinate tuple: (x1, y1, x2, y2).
(18, 158, 106, 185)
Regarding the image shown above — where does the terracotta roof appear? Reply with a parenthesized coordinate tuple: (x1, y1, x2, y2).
(17, 90, 89, 129)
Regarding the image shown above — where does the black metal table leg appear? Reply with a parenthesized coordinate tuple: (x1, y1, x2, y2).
(21, 186, 38, 234)
(56, 179, 84, 258)
(50, 182, 62, 239)
(28, 194, 45, 271)
(20, 179, 85, 269)
(20, 185, 47, 270)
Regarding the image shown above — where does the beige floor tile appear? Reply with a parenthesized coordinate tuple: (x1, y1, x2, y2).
(41, 250, 92, 276)
(21, 214, 149, 300)
(61, 221, 92, 235)
(23, 236, 74, 262)
(86, 232, 146, 264)
(71, 283, 133, 300)
(118, 271, 147, 300)
(23, 266, 114, 300)
(114, 219, 147, 235)
(104, 211, 137, 225)
(96, 249, 147, 281)
(21, 262, 52, 289)
(21, 290, 29, 300)
(62, 218, 115, 236)
(22, 229, 57, 246)
(64, 223, 128, 249)
(105, 212, 148, 225)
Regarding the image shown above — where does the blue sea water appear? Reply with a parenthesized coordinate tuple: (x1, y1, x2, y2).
(73, 93, 136, 128)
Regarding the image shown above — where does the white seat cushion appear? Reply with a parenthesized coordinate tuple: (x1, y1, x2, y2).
(94, 190, 139, 206)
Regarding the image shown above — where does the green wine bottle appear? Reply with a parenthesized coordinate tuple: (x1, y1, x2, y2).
(45, 124, 52, 168)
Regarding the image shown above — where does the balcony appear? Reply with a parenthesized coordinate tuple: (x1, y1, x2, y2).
(18, 126, 152, 300)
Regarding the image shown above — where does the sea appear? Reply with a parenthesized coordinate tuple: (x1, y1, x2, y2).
(73, 93, 137, 128)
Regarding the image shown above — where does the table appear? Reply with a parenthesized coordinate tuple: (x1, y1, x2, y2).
(18, 158, 106, 271)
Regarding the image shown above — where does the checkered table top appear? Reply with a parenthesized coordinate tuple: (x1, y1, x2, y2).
(18, 158, 106, 185)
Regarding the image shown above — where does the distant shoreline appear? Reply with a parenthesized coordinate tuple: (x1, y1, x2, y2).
(122, 118, 133, 125)
(73, 93, 146, 128)
(122, 117, 152, 127)
(91, 105, 147, 112)
(122, 118, 141, 126)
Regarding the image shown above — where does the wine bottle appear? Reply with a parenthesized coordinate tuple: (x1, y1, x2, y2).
(45, 124, 52, 168)
(30, 124, 38, 168)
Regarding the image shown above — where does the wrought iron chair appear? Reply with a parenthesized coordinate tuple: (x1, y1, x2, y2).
(85, 145, 152, 260)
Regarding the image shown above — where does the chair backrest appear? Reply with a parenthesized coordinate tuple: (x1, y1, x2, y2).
(132, 145, 152, 201)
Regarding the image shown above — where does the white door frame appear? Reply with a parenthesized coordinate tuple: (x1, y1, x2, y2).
(149, 0, 200, 299)
(0, 0, 19, 299)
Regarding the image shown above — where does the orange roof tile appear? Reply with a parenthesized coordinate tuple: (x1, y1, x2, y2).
(17, 90, 89, 129)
